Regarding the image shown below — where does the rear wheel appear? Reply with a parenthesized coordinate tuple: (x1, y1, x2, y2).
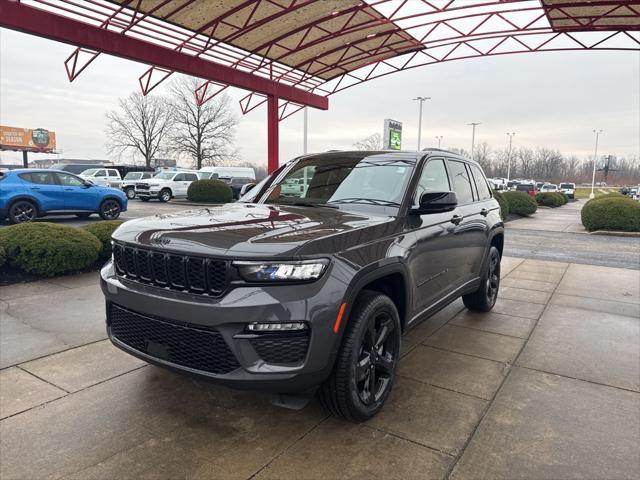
(462, 246, 501, 312)
(159, 189, 171, 203)
(125, 187, 136, 199)
(9, 200, 37, 224)
(99, 199, 121, 220)
(318, 291, 401, 422)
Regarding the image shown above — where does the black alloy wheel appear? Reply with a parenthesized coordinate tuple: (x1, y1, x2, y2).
(9, 200, 37, 224)
(462, 245, 501, 312)
(318, 291, 401, 422)
(99, 199, 121, 220)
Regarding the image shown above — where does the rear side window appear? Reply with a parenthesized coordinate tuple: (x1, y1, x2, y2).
(19, 172, 57, 185)
(108, 170, 119, 177)
(184, 174, 198, 182)
(447, 160, 474, 205)
(470, 164, 492, 200)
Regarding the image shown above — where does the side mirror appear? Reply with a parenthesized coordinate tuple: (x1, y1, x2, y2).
(412, 191, 458, 214)
(83, 180, 93, 187)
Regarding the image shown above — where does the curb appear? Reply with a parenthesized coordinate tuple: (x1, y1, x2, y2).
(589, 230, 640, 237)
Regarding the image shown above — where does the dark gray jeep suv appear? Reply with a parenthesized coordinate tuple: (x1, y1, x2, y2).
(101, 149, 504, 421)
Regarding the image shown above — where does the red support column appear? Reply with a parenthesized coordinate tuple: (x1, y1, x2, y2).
(267, 95, 279, 174)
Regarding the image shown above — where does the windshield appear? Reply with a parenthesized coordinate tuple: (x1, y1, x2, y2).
(154, 171, 176, 180)
(81, 169, 99, 175)
(261, 153, 414, 208)
(124, 172, 142, 180)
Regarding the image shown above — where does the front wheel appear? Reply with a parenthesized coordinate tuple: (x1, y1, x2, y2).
(99, 199, 121, 220)
(159, 189, 171, 203)
(462, 246, 501, 312)
(125, 187, 136, 199)
(318, 291, 401, 422)
(9, 200, 37, 224)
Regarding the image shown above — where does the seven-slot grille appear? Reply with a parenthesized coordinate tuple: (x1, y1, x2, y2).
(109, 304, 239, 375)
(112, 243, 227, 296)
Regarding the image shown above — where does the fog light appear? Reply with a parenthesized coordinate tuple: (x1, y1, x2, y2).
(247, 322, 307, 332)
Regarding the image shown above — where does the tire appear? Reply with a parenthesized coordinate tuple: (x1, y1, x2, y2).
(125, 187, 136, 199)
(462, 246, 501, 312)
(318, 291, 401, 422)
(159, 189, 171, 203)
(76, 213, 91, 219)
(9, 200, 38, 224)
(140, 197, 150, 202)
(99, 199, 121, 220)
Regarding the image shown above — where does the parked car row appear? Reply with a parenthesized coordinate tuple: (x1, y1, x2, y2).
(492, 179, 576, 199)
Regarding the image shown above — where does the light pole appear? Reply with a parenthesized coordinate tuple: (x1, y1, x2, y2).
(468, 122, 481, 160)
(506, 132, 516, 180)
(590, 129, 603, 199)
(303, 107, 308, 154)
(413, 96, 430, 150)
(435, 135, 443, 149)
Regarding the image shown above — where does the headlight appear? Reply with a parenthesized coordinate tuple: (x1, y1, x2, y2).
(233, 259, 329, 282)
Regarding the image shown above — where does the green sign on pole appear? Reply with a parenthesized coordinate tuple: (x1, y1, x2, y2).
(383, 119, 402, 150)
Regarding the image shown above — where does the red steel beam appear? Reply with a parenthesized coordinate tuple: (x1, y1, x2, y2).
(0, 0, 328, 110)
(267, 95, 279, 174)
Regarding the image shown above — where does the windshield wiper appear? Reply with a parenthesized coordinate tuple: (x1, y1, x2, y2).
(329, 198, 401, 207)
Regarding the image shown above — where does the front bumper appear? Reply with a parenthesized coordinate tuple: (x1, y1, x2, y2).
(100, 260, 350, 392)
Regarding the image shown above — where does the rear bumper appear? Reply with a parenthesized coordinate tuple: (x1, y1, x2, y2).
(100, 260, 350, 393)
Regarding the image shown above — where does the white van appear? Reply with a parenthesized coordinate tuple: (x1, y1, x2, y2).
(199, 166, 256, 181)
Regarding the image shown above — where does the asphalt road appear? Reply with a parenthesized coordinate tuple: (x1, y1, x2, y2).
(504, 228, 639, 270)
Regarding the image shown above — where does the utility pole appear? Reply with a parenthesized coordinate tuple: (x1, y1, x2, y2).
(303, 107, 308, 154)
(413, 96, 430, 150)
(468, 122, 481, 160)
(435, 136, 443, 149)
(506, 132, 516, 180)
(590, 129, 603, 199)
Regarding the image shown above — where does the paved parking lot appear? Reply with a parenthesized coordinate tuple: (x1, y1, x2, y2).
(1, 257, 638, 479)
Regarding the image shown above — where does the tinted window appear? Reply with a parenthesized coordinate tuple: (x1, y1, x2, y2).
(20, 172, 57, 185)
(184, 174, 198, 182)
(108, 170, 119, 177)
(447, 160, 474, 204)
(174, 174, 185, 181)
(95, 170, 106, 177)
(470, 164, 491, 200)
(516, 184, 533, 192)
(143, 172, 152, 179)
(56, 173, 84, 187)
(560, 183, 574, 189)
(415, 159, 450, 202)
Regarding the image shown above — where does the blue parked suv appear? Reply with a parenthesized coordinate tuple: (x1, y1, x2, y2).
(0, 169, 128, 224)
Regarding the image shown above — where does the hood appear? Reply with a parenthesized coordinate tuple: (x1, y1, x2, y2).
(112, 202, 396, 258)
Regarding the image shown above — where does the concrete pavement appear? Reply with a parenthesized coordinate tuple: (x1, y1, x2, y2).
(1, 257, 638, 479)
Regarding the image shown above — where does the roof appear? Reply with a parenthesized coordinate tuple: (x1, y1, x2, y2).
(541, 0, 640, 31)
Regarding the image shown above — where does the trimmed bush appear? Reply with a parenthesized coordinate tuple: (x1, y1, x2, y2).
(493, 191, 509, 221)
(536, 192, 564, 208)
(187, 179, 233, 203)
(581, 196, 640, 232)
(502, 191, 538, 216)
(559, 192, 569, 204)
(82, 221, 125, 260)
(0, 245, 6, 270)
(0, 223, 101, 276)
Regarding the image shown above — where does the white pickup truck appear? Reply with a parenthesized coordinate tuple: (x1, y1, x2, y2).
(79, 168, 122, 187)
(135, 171, 200, 202)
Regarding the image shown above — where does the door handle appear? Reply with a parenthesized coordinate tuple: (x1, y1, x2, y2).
(480, 208, 489, 217)
(450, 214, 464, 225)
(31, 187, 41, 190)
(64, 188, 74, 191)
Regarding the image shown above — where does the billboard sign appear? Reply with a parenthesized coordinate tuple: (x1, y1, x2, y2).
(0, 126, 56, 152)
(383, 119, 402, 150)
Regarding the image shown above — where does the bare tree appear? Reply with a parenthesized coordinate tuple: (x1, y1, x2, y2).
(168, 76, 238, 169)
(105, 92, 174, 167)
(353, 133, 383, 150)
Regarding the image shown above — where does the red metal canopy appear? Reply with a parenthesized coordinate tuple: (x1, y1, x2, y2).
(0, 0, 638, 172)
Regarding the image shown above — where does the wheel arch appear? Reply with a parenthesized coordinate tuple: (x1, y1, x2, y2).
(100, 195, 125, 210)
(8, 195, 43, 215)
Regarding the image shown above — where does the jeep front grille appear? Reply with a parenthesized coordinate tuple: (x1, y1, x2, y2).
(112, 243, 228, 296)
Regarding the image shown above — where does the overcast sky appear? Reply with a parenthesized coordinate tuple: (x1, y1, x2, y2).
(1, 28, 638, 167)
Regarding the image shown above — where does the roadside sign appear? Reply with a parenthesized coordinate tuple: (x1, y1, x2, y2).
(383, 119, 402, 150)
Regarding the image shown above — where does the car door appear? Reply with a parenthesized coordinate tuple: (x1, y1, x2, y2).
(18, 172, 65, 211)
(405, 157, 459, 315)
(56, 172, 97, 211)
(445, 159, 488, 285)
(180, 173, 198, 197)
